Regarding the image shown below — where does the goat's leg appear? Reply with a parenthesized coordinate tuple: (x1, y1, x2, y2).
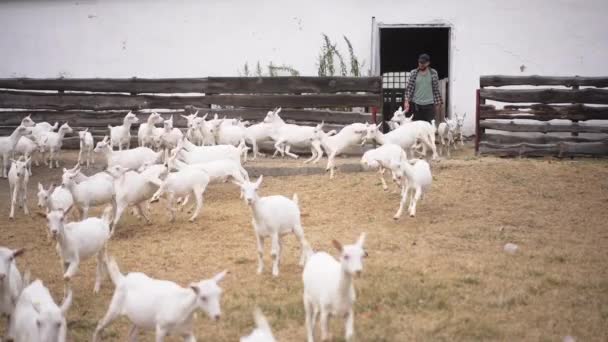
(167, 193, 176, 223)
(113, 203, 126, 228)
(379, 167, 389, 191)
(273, 140, 285, 158)
(304, 296, 315, 342)
(135, 203, 151, 223)
(408, 186, 422, 217)
(155, 325, 168, 342)
(188, 187, 204, 222)
(93, 251, 105, 294)
(303, 147, 317, 164)
(255, 230, 264, 274)
(92, 288, 126, 342)
(320, 309, 331, 341)
(21, 183, 29, 215)
(78, 147, 83, 165)
(312, 141, 324, 164)
(270, 232, 281, 277)
(63, 259, 80, 281)
(293, 223, 310, 266)
(393, 186, 410, 220)
(284, 145, 299, 159)
(55, 149, 60, 168)
(9, 184, 16, 219)
(345, 308, 355, 341)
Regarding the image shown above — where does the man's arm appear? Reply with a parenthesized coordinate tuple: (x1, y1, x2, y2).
(403, 70, 417, 112)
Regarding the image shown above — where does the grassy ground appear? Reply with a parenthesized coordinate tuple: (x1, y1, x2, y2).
(1, 148, 607, 341)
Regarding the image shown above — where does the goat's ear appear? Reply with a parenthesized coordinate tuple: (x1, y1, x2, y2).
(462, 112, 467, 119)
(376, 123, 382, 129)
(12, 248, 25, 258)
(193, 110, 199, 117)
(363, 250, 369, 258)
(398, 106, 403, 112)
(332, 239, 343, 252)
(202, 113, 209, 120)
(83, 128, 88, 132)
(276, 107, 282, 114)
(180, 115, 189, 120)
(213, 270, 228, 283)
(38, 182, 44, 191)
(254, 175, 263, 188)
(213, 113, 218, 120)
(189, 284, 200, 295)
(36, 211, 47, 219)
(357, 232, 367, 247)
(63, 204, 73, 217)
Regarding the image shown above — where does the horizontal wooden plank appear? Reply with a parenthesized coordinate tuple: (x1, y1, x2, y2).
(479, 141, 608, 157)
(480, 88, 608, 104)
(185, 106, 372, 125)
(480, 121, 608, 133)
(0, 91, 382, 110)
(480, 75, 608, 88)
(480, 103, 608, 121)
(482, 133, 608, 145)
(0, 77, 382, 94)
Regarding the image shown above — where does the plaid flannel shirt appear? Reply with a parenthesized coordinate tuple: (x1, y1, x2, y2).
(404, 68, 443, 105)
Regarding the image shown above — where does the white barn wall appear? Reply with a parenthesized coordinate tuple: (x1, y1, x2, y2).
(1, 0, 607, 134)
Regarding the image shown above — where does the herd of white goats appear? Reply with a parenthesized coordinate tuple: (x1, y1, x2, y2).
(0, 106, 465, 341)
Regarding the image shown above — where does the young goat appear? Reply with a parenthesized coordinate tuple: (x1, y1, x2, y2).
(453, 112, 467, 146)
(11, 280, 72, 342)
(108, 111, 139, 150)
(0, 247, 26, 340)
(15, 135, 44, 175)
(437, 120, 456, 157)
(40, 206, 112, 293)
(302, 233, 368, 342)
(264, 109, 324, 162)
(93, 257, 227, 342)
(177, 137, 247, 165)
(94, 135, 162, 170)
(388, 158, 432, 218)
(37, 183, 74, 213)
(78, 128, 94, 168)
(149, 163, 210, 222)
(62, 167, 116, 219)
(138, 112, 165, 148)
(41, 122, 73, 168)
(313, 123, 367, 179)
(0, 125, 32, 178)
(360, 144, 408, 191)
(209, 118, 255, 161)
(106, 164, 168, 228)
(237, 175, 313, 277)
(240, 307, 276, 342)
(8, 157, 31, 219)
(157, 115, 184, 151)
(245, 109, 280, 159)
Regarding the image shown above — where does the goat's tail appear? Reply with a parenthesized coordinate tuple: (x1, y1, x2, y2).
(104, 255, 125, 286)
(292, 193, 299, 206)
(253, 307, 273, 334)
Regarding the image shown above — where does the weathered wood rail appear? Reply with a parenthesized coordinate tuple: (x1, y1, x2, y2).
(0, 77, 382, 149)
(476, 75, 608, 157)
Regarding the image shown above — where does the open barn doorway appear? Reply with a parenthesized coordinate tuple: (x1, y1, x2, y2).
(373, 24, 450, 131)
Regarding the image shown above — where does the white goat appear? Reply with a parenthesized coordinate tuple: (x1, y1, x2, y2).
(61, 167, 116, 219)
(238, 175, 312, 277)
(138, 112, 165, 148)
(388, 158, 432, 218)
(94, 135, 162, 170)
(93, 257, 226, 342)
(40, 206, 112, 293)
(108, 111, 138, 150)
(314, 123, 367, 179)
(10, 280, 72, 342)
(0, 125, 32, 178)
(303, 233, 368, 342)
(106, 164, 168, 227)
(41, 122, 73, 168)
(0, 247, 25, 340)
(15, 135, 44, 175)
(245, 108, 281, 159)
(157, 115, 184, 151)
(360, 144, 408, 191)
(182, 111, 213, 146)
(263, 109, 324, 162)
(240, 307, 276, 342)
(19, 114, 58, 139)
(77, 128, 95, 168)
(208, 118, 255, 161)
(453, 112, 467, 146)
(8, 157, 31, 219)
(177, 137, 247, 165)
(37, 183, 74, 212)
(437, 120, 456, 157)
(149, 164, 210, 222)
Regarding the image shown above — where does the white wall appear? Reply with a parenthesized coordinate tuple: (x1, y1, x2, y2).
(1, 0, 607, 134)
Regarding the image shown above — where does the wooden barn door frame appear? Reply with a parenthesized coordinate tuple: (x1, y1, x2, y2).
(370, 20, 453, 128)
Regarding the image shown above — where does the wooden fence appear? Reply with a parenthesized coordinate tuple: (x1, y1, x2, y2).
(0, 76, 382, 148)
(475, 75, 608, 157)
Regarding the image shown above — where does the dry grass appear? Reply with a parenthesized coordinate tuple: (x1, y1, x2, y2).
(1, 148, 607, 341)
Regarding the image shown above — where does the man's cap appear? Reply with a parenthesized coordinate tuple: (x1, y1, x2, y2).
(418, 53, 430, 63)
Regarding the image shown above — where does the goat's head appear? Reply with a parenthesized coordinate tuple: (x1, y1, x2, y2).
(37, 183, 55, 208)
(93, 136, 111, 153)
(332, 233, 368, 277)
(14, 125, 32, 138)
(78, 128, 89, 141)
(0, 247, 25, 284)
(10, 157, 30, 178)
(189, 270, 228, 322)
(236, 175, 263, 206)
(106, 165, 128, 179)
(149, 112, 164, 125)
(20, 114, 35, 127)
(363, 122, 383, 143)
(455, 113, 466, 129)
(61, 167, 80, 188)
(31, 283, 72, 342)
(390, 106, 408, 123)
(262, 107, 282, 124)
(124, 111, 139, 124)
(58, 122, 73, 135)
(44, 206, 72, 239)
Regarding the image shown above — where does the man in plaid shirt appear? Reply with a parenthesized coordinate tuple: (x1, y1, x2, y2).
(403, 53, 443, 122)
